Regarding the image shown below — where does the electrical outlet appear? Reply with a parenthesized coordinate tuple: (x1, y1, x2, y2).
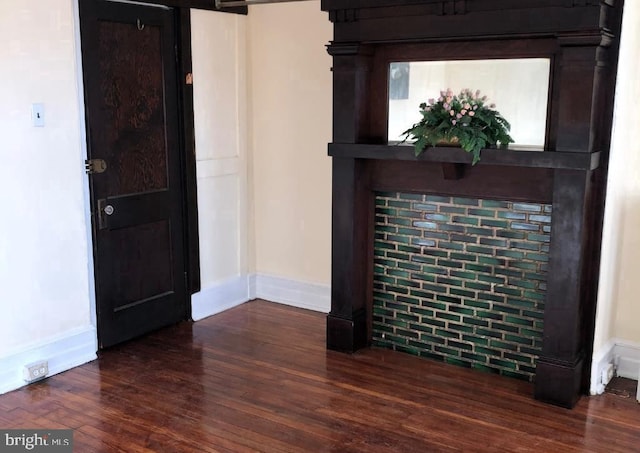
(23, 361, 49, 383)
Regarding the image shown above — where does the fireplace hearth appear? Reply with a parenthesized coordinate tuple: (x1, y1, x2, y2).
(322, 0, 625, 408)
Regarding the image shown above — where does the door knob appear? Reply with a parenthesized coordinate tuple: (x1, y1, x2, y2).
(104, 205, 115, 216)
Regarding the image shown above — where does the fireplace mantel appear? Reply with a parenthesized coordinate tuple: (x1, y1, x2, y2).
(322, 0, 625, 408)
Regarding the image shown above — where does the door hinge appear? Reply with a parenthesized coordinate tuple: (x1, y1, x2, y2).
(85, 159, 107, 175)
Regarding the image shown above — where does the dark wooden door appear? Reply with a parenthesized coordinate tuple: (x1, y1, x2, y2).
(80, 0, 187, 348)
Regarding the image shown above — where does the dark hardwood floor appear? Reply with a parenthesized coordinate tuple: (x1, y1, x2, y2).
(1, 300, 639, 452)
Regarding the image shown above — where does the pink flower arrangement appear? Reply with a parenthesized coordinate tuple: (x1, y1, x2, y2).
(401, 88, 514, 165)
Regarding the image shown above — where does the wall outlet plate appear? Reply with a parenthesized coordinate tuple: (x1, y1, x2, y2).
(23, 361, 49, 383)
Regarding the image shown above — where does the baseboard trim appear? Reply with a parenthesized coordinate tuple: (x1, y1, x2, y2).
(0, 326, 97, 395)
(191, 275, 250, 321)
(590, 339, 616, 395)
(253, 273, 330, 313)
(614, 340, 640, 380)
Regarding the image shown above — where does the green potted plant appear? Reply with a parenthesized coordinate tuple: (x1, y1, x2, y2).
(402, 89, 514, 165)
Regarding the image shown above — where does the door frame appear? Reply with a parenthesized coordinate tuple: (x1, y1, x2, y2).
(78, 1, 201, 325)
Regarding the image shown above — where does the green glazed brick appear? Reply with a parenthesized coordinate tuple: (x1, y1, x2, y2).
(412, 238, 437, 247)
(508, 279, 537, 290)
(407, 339, 432, 351)
(387, 269, 410, 278)
(408, 323, 434, 334)
(496, 249, 525, 259)
(395, 345, 421, 356)
(463, 299, 491, 310)
(495, 286, 522, 297)
(491, 322, 519, 333)
(374, 275, 395, 285)
(420, 351, 446, 361)
(521, 328, 543, 338)
(526, 253, 549, 262)
(476, 311, 502, 321)
(448, 322, 475, 334)
(398, 261, 421, 271)
(386, 318, 408, 328)
(372, 323, 394, 334)
(389, 217, 413, 227)
(494, 268, 523, 279)
(482, 200, 510, 208)
(399, 210, 425, 219)
(449, 306, 475, 316)
(378, 225, 398, 234)
(445, 357, 471, 367)
(522, 310, 544, 320)
(398, 245, 423, 254)
(389, 200, 412, 209)
(374, 248, 385, 257)
(426, 195, 452, 203)
(511, 222, 540, 231)
(436, 294, 462, 304)
(410, 307, 435, 317)
(422, 300, 447, 311)
(386, 285, 410, 295)
(425, 213, 451, 222)
(529, 214, 552, 223)
(376, 192, 398, 199)
(378, 208, 398, 216)
(387, 252, 411, 261)
(421, 283, 447, 294)
(524, 290, 546, 301)
(438, 224, 466, 233)
(510, 241, 539, 251)
(410, 289, 435, 299)
(398, 193, 425, 201)
(510, 261, 538, 271)
(491, 303, 520, 315)
(439, 241, 465, 251)
(375, 241, 396, 250)
(396, 278, 421, 288)
(373, 306, 394, 317)
(412, 203, 438, 211)
(424, 231, 450, 240)
(474, 347, 502, 358)
(477, 292, 505, 303)
(504, 334, 533, 345)
(437, 259, 464, 269)
(498, 211, 526, 220)
(440, 205, 466, 214)
(488, 339, 518, 351)
(497, 230, 526, 240)
(513, 203, 542, 213)
(450, 270, 477, 280)
(527, 233, 551, 243)
(452, 216, 480, 226)
(424, 249, 448, 258)
(462, 335, 489, 345)
(450, 252, 477, 262)
(479, 238, 508, 247)
(385, 302, 409, 312)
(476, 328, 503, 339)
(435, 345, 462, 356)
(524, 272, 546, 281)
(463, 316, 489, 327)
(462, 352, 489, 362)
(489, 358, 517, 369)
(543, 205, 553, 213)
(477, 274, 505, 284)
(396, 295, 421, 305)
(478, 256, 505, 266)
(435, 311, 462, 322)
(518, 365, 537, 375)
(502, 371, 530, 381)
(466, 245, 493, 255)
(464, 281, 492, 292)
(421, 333, 447, 344)
(373, 291, 396, 301)
(421, 317, 447, 328)
(465, 263, 492, 273)
(468, 208, 495, 217)
(436, 277, 464, 287)
(398, 227, 422, 236)
(435, 328, 461, 339)
(450, 288, 476, 299)
(543, 225, 552, 233)
(413, 221, 439, 229)
(480, 219, 509, 228)
(421, 265, 447, 275)
(453, 197, 479, 206)
(375, 198, 388, 206)
(411, 255, 437, 265)
(396, 327, 420, 339)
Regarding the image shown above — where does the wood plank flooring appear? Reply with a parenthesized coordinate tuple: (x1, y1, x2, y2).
(1, 300, 639, 452)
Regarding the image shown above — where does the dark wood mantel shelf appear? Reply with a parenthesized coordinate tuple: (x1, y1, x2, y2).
(328, 143, 601, 171)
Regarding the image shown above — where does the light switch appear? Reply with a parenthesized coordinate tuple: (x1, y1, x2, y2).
(31, 103, 45, 127)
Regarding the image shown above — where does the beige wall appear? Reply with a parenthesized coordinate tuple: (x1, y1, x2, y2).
(248, 0, 333, 285)
(594, 0, 640, 351)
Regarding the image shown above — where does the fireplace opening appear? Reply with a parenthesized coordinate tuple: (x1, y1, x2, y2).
(372, 192, 552, 381)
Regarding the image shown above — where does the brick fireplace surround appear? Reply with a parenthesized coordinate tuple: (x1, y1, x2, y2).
(322, 0, 625, 408)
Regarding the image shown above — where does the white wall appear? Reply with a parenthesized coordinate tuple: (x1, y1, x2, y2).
(592, 0, 640, 381)
(190, 10, 251, 319)
(0, 0, 96, 393)
(248, 0, 333, 304)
